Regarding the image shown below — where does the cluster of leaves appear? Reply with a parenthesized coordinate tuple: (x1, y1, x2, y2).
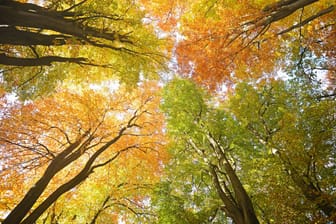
(141, 0, 335, 89)
(155, 78, 336, 223)
(0, 81, 168, 224)
(0, 0, 168, 99)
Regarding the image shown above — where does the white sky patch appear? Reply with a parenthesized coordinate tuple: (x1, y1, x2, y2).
(4, 92, 18, 104)
(275, 69, 329, 89)
(118, 217, 126, 224)
(89, 80, 120, 93)
(115, 112, 126, 121)
(0, 70, 18, 104)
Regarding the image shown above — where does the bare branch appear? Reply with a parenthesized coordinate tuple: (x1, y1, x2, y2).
(278, 5, 335, 35)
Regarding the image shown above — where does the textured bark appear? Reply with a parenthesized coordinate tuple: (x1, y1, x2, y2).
(203, 135, 259, 224)
(245, 0, 334, 41)
(3, 117, 134, 224)
(210, 162, 260, 224)
(0, 3, 128, 44)
(210, 165, 243, 222)
(0, 0, 133, 67)
(19, 128, 127, 224)
(277, 5, 335, 35)
(0, 27, 71, 46)
(2, 137, 86, 224)
(263, 0, 318, 24)
(0, 54, 87, 66)
(222, 161, 260, 224)
(0, 5, 85, 40)
(0, 0, 75, 17)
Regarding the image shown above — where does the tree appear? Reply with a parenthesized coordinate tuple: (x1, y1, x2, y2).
(0, 0, 164, 65)
(229, 80, 336, 222)
(159, 78, 260, 223)
(141, 0, 335, 89)
(0, 81, 167, 224)
(0, 0, 167, 99)
(1, 1, 335, 223)
(157, 77, 336, 223)
(40, 161, 161, 223)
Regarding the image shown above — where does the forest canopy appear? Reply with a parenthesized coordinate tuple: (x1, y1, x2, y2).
(0, 0, 335, 223)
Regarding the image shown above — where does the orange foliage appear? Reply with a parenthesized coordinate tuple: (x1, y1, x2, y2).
(140, 0, 335, 89)
(0, 81, 167, 220)
(138, 0, 192, 31)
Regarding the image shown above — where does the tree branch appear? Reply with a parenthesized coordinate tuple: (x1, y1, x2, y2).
(278, 5, 335, 35)
(0, 54, 87, 66)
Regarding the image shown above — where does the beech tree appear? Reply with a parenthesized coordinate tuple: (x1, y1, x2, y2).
(141, 0, 335, 89)
(0, 0, 163, 65)
(159, 79, 259, 223)
(229, 80, 336, 222)
(0, 82, 167, 224)
(0, 0, 167, 99)
(1, 1, 335, 223)
(156, 78, 336, 223)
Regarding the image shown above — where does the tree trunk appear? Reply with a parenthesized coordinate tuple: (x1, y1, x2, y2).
(2, 138, 85, 224)
(0, 54, 86, 66)
(210, 162, 259, 224)
(206, 134, 260, 224)
(262, 0, 319, 25)
(20, 164, 93, 224)
(0, 3, 124, 44)
(4, 125, 129, 224)
(0, 27, 70, 46)
(223, 161, 260, 224)
(20, 129, 127, 224)
(0, 5, 85, 40)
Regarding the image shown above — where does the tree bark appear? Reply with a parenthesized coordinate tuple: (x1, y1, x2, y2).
(0, 1, 134, 67)
(1, 0, 75, 18)
(209, 165, 243, 223)
(222, 161, 260, 224)
(0, 27, 71, 46)
(20, 128, 128, 224)
(262, 0, 319, 25)
(0, 54, 87, 66)
(0, 3, 127, 44)
(206, 135, 260, 224)
(3, 120, 133, 224)
(0, 5, 82, 37)
(2, 138, 85, 224)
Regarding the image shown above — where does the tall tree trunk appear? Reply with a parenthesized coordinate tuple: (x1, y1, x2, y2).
(223, 161, 260, 224)
(0, 3, 124, 44)
(0, 54, 86, 66)
(20, 129, 127, 224)
(206, 135, 259, 224)
(0, 27, 70, 46)
(2, 138, 85, 224)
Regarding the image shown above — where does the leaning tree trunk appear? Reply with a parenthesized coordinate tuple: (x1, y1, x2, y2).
(205, 134, 260, 224)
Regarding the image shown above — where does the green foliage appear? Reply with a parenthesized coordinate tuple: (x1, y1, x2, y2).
(0, 0, 167, 100)
(161, 78, 208, 136)
(157, 78, 232, 223)
(1, 0, 335, 222)
(153, 182, 225, 224)
(157, 77, 336, 223)
(229, 79, 336, 222)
